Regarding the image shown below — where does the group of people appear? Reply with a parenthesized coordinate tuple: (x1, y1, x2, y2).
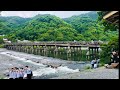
(8, 66, 33, 79)
(105, 50, 119, 68)
(91, 58, 100, 69)
(90, 50, 119, 69)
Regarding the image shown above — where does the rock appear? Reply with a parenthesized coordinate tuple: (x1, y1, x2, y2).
(45, 63, 62, 69)
(36, 61, 39, 63)
(10, 59, 13, 61)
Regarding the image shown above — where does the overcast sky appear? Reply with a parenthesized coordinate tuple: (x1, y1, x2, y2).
(1, 11, 91, 18)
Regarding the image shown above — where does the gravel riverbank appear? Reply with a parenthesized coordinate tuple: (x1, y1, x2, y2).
(51, 67, 119, 79)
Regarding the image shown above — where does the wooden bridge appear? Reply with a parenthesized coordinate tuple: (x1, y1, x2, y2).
(4, 41, 102, 51)
(4, 41, 105, 60)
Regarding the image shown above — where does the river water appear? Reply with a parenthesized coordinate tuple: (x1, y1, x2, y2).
(25, 47, 101, 61)
(0, 48, 91, 79)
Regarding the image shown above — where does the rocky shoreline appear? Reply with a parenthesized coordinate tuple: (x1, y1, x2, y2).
(51, 67, 119, 79)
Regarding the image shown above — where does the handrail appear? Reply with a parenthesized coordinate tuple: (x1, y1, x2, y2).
(5, 41, 108, 46)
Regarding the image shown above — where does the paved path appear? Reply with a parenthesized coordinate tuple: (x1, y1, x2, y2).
(51, 67, 119, 79)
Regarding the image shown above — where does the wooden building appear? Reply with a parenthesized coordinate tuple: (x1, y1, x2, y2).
(102, 11, 119, 25)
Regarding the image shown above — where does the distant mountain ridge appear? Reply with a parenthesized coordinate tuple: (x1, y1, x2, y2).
(63, 11, 98, 20)
(0, 11, 118, 41)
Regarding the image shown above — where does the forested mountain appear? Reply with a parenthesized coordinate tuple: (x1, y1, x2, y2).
(13, 14, 81, 41)
(63, 11, 99, 33)
(63, 11, 118, 41)
(78, 11, 98, 20)
(0, 11, 118, 42)
(64, 11, 98, 21)
(0, 16, 31, 27)
(0, 16, 31, 35)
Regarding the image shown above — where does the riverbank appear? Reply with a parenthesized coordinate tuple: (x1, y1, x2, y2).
(51, 67, 119, 79)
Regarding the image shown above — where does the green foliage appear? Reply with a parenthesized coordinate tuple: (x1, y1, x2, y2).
(84, 65, 91, 70)
(0, 36, 4, 44)
(0, 16, 31, 35)
(99, 63, 105, 67)
(97, 11, 119, 64)
(78, 11, 99, 20)
(0, 36, 5, 48)
(100, 37, 119, 64)
(0, 12, 118, 42)
(0, 44, 4, 48)
(97, 11, 118, 31)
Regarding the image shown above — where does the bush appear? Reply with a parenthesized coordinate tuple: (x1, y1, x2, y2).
(84, 65, 91, 70)
(99, 63, 105, 67)
(100, 37, 119, 64)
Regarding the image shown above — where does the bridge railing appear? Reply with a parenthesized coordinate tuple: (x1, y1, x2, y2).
(5, 41, 108, 46)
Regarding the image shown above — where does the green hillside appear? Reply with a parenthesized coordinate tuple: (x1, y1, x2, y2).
(0, 11, 118, 42)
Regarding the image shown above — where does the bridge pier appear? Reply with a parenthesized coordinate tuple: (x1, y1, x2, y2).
(67, 46, 71, 60)
(88, 47, 100, 60)
(7, 46, 10, 50)
(11, 46, 13, 50)
(36, 45, 40, 55)
(13, 45, 16, 51)
(39, 46, 42, 55)
(54, 45, 58, 56)
(33, 45, 36, 55)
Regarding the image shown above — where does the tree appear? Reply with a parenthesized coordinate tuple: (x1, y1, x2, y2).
(97, 11, 118, 31)
(0, 12, 118, 42)
(97, 11, 119, 64)
(100, 37, 119, 63)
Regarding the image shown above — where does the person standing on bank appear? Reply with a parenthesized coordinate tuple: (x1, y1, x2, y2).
(94, 58, 97, 69)
(16, 68, 20, 79)
(25, 66, 33, 79)
(9, 68, 14, 79)
(13, 67, 17, 79)
(19, 68, 24, 79)
(91, 59, 95, 69)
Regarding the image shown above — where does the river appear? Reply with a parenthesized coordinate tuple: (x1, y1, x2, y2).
(0, 48, 91, 79)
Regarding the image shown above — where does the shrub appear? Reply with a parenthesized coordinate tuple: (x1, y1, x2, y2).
(100, 37, 119, 64)
(84, 65, 91, 70)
